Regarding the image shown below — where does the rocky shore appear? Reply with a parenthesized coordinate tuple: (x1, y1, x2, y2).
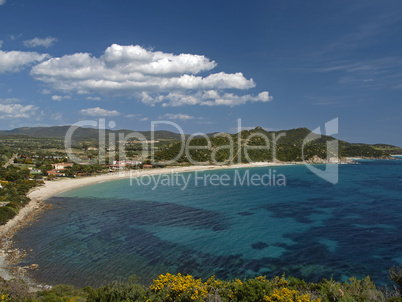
(0, 197, 51, 288)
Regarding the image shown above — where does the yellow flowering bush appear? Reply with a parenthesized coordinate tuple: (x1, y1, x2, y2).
(148, 273, 209, 301)
(264, 287, 319, 302)
(262, 276, 320, 302)
(204, 275, 320, 302)
(0, 294, 8, 302)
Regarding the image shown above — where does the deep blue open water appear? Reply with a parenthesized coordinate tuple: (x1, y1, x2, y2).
(13, 159, 402, 287)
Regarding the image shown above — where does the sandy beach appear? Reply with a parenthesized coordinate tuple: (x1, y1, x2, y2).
(27, 162, 292, 204)
(0, 162, 294, 282)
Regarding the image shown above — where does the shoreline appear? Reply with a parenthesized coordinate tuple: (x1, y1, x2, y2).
(0, 161, 298, 285)
(27, 161, 298, 206)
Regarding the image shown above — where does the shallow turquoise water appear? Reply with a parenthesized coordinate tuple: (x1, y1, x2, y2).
(14, 160, 402, 287)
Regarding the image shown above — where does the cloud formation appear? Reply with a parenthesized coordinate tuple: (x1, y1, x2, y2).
(86, 96, 101, 101)
(0, 50, 48, 74)
(160, 113, 195, 120)
(0, 0, 5, 5)
(23, 37, 57, 48)
(143, 90, 272, 107)
(30, 44, 270, 106)
(80, 107, 120, 116)
(50, 112, 63, 121)
(0, 99, 38, 119)
(51, 95, 71, 101)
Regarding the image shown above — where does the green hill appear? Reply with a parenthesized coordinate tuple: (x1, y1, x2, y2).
(153, 127, 390, 164)
(371, 143, 402, 155)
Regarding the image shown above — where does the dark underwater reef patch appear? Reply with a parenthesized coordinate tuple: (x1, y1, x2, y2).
(49, 197, 228, 231)
(237, 211, 254, 216)
(255, 200, 333, 224)
(251, 242, 269, 250)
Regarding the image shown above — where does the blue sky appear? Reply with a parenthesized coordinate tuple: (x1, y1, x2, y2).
(0, 0, 401, 146)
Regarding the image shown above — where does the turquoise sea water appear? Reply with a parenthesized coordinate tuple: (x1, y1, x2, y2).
(14, 160, 402, 287)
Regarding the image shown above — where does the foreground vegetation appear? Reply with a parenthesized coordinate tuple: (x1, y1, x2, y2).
(0, 266, 401, 302)
(0, 166, 41, 225)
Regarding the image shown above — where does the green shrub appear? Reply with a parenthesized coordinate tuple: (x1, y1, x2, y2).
(0, 277, 33, 301)
(225, 277, 274, 301)
(37, 284, 87, 302)
(47, 284, 75, 297)
(344, 276, 385, 302)
(5, 202, 22, 211)
(315, 277, 385, 302)
(86, 276, 146, 302)
(389, 265, 402, 299)
(389, 265, 402, 290)
(0, 206, 17, 225)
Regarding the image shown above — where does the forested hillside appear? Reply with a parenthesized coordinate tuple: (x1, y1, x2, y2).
(153, 127, 389, 164)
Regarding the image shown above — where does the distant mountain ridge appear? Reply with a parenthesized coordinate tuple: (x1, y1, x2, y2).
(0, 126, 400, 156)
(0, 126, 186, 141)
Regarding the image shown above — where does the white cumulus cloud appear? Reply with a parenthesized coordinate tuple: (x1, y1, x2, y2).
(41, 89, 52, 94)
(0, 0, 6, 5)
(146, 90, 272, 107)
(23, 37, 57, 48)
(51, 95, 71, 101)
(0, 98, 22, 104)
(50, 112, 63, 121)
(102, 44, 216, 75)
(160, 113, 195, 120)
(29, 44, 270, 106)
(0, 100, 38, 119)
(0, 50, 49, 74)
(86, 96, 101, 100)
(80, 107, 120, 116)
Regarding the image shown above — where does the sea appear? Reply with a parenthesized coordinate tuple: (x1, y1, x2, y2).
(13, 158, 402, 288)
